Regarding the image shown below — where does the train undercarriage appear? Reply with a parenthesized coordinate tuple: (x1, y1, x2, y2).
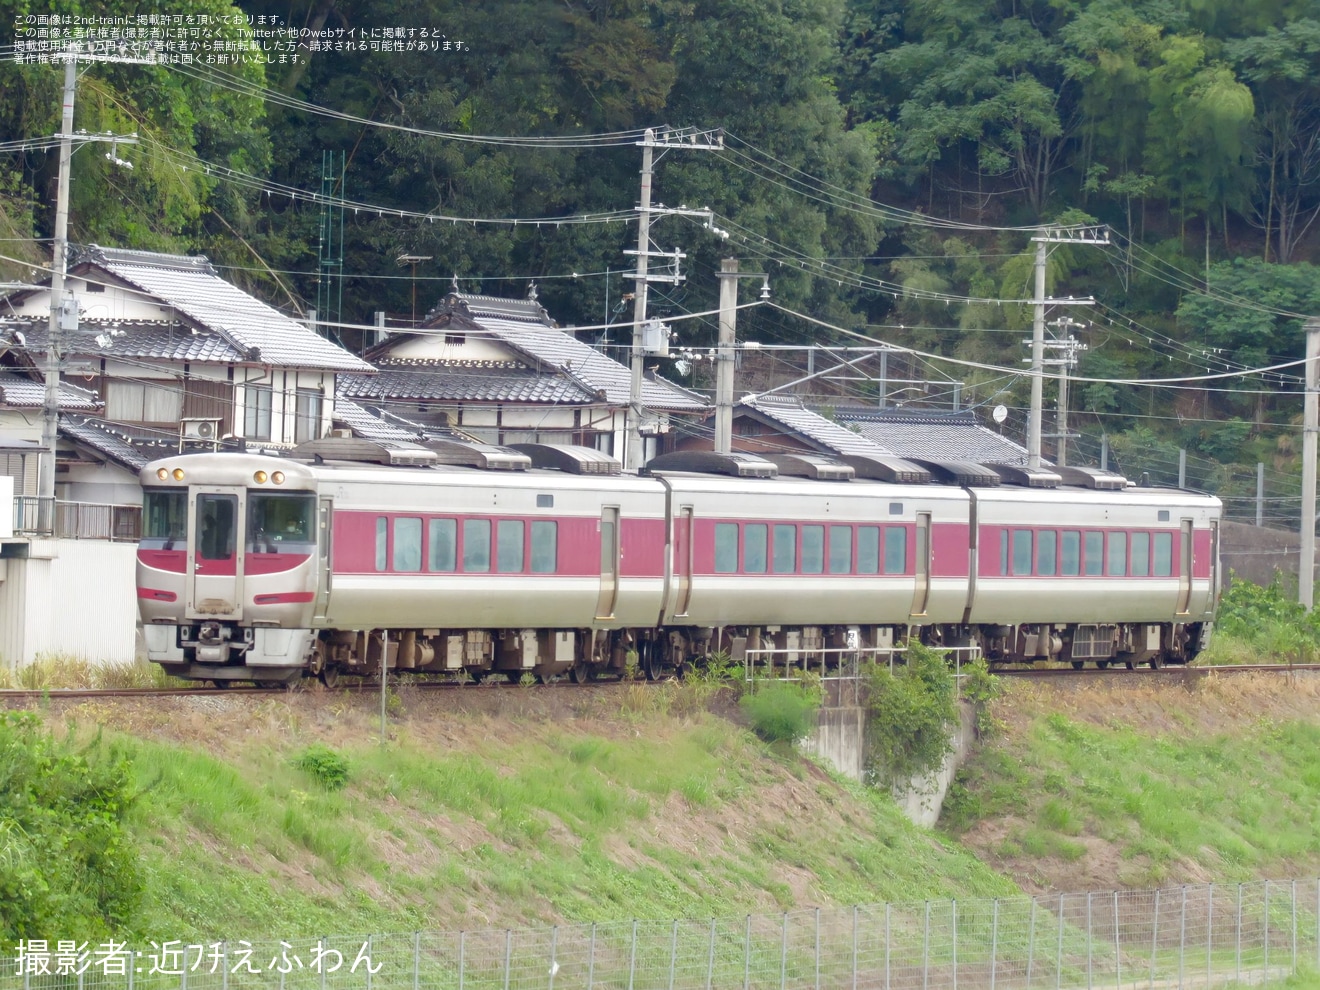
(144, 617, 1208, 686)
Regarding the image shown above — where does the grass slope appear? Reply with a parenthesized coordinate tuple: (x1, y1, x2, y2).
(943, 673, 1320, 892)
(41, 682, 1015, 941)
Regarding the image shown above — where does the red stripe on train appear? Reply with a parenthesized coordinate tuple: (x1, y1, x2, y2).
(137, 587, 178, 602)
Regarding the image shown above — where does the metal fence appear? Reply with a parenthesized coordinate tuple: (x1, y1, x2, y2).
(12, 497, 141, 541)
(8, 881, 1319, 990)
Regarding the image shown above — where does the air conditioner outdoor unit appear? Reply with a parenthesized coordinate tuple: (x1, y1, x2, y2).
(180, 418, 221, 441)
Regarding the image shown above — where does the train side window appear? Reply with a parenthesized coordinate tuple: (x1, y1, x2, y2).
(714, 523, 739, 573)
(999, 529, 1009, 576)
(884, 526, 907, 574)
(801, 525, 824, 574)
(744, 524, 768, 573)
(428, 519, 457, 572)
(1061, 531, 1081, 576)
(1107, 532, 1127, 576)
(1011, 529, 1032, 576)
(1154, 532, 1173, 576)
(393, 517, 422, 572)
(530, 521, 557, 573)
(772, 524, 796, 574)
(1036, 530, 1057, 576)
(374, 517, 387, 572)
(497, 519, 525, 572)
(1084, 531, 1104, 575)
(857, 527, 879, 574)
(463, 518, 491, 572)
(1131, 532, 1150, 577)
(828, 525, 852, 574)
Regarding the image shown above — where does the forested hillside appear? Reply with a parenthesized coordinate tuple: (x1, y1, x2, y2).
(4, 0, 1319, 517)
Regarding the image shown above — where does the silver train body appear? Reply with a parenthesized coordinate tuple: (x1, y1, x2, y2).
(135, 450, 1222, 685)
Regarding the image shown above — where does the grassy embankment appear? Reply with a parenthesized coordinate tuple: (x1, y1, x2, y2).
(38, 680, 1014, 942)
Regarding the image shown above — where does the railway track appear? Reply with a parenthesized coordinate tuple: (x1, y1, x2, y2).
(996, 662, 1320, 678)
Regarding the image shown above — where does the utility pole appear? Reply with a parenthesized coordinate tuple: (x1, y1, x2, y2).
(624, 127, 725, 471)
(1044, 316, 1086, 467)
(1025, 226, 1107, 469)
(38, 52, 78, 513)
(713, 259, 770, 454)
(1301, 318, 1319, 609)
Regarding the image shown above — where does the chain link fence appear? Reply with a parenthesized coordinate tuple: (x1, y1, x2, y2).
(9, 880, 1318, 990)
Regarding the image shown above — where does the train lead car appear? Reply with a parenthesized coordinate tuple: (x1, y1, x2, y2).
(135, 442, 1221, 686)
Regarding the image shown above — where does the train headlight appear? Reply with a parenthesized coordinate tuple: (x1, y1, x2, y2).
(156, 468, 169, 481)
(171, 468, 185, 481)
(254, 470, 268, 484)
(272, 471, 285, 485)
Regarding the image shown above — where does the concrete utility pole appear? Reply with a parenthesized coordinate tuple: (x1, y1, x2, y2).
(1025, 226, 1107, 470)
(624, 127, 724, 471)
(39, 53, 78, 510)
(1301, 318, 1319, 609)
(712, 260, 769, 454)
(1044, 316, 1086, 467)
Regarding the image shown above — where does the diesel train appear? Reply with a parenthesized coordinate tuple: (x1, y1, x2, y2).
(135, 440, 1222, 686)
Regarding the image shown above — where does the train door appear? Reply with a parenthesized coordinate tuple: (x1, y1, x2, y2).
(673, 505, 694, 618)
(595, 506, 620, 620)
(313, 497, 333, 621)
(909, 512, 931, 618)
(1176, 519, 1193, 615)
(187, 489, 244, 619)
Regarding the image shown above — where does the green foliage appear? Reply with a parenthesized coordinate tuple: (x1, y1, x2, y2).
(960, 657, 1003, 736)
(739, 680, 822, 745)
(293, 744, 350, 790)
(0, 713, 141, 944)
(863, 642, 958, 787)
(1206, 573, 1320, 662)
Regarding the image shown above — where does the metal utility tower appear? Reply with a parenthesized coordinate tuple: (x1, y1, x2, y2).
(316, 150, 346, 336)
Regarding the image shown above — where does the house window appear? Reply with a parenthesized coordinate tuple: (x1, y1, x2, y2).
(294, 388, 323, 444)
(105, 380, 182, 423)
(244, 383, 272, 440)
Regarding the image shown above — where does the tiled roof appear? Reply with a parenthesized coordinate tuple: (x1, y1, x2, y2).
(0, 372, 100, 411)
(2, 319, 246, 364)
(340, 365, 596, 404)
(739, 395, 889, 456)
(70, 245, 374, 372)
(833, 408, 1031, 465)
(411, 293, 709, 412)
(59, 415, 153, 471)
(332, 397, 429, 443)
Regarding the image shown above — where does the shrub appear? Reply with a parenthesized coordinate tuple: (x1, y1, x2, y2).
(294, 744, 350, 790)
(863, 642, 958, 787)
(0, 713, 142, 945)
(739, 680, 821, 744)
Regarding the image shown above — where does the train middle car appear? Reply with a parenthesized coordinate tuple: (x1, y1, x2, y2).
(135, 444, 1221, 685)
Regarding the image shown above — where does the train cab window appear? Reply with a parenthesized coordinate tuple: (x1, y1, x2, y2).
(1084, 531, 1104, 576)
(744, 524, 768, 574)
(1131, 532, 1150, 577)
(393, 517, 422, 572)
(1011, 530, 1032, 576)
(530, 521, 557, 573)
(375, 517, 388, 571)
(1061, 531, 1081, 576)
(828, 526, 852, 574)
(141, 490, 187, 550)
(1154, 532, 1173, 576)
(857, 527, 880, 574)
(463, 519, 491, 572)
(428, 519, 457, 571)
(197, 494, 237, 561)
(772, 525, 796, 574)
(248, 493, 316, 553)
(1036, 530, 1057, 576)
(1107, 532, 1127, 576)
(884, 526, 907, 575)
(801, 526, 824, 574)
(497, 520, 525, 572)
(714, 523, 739, 573)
